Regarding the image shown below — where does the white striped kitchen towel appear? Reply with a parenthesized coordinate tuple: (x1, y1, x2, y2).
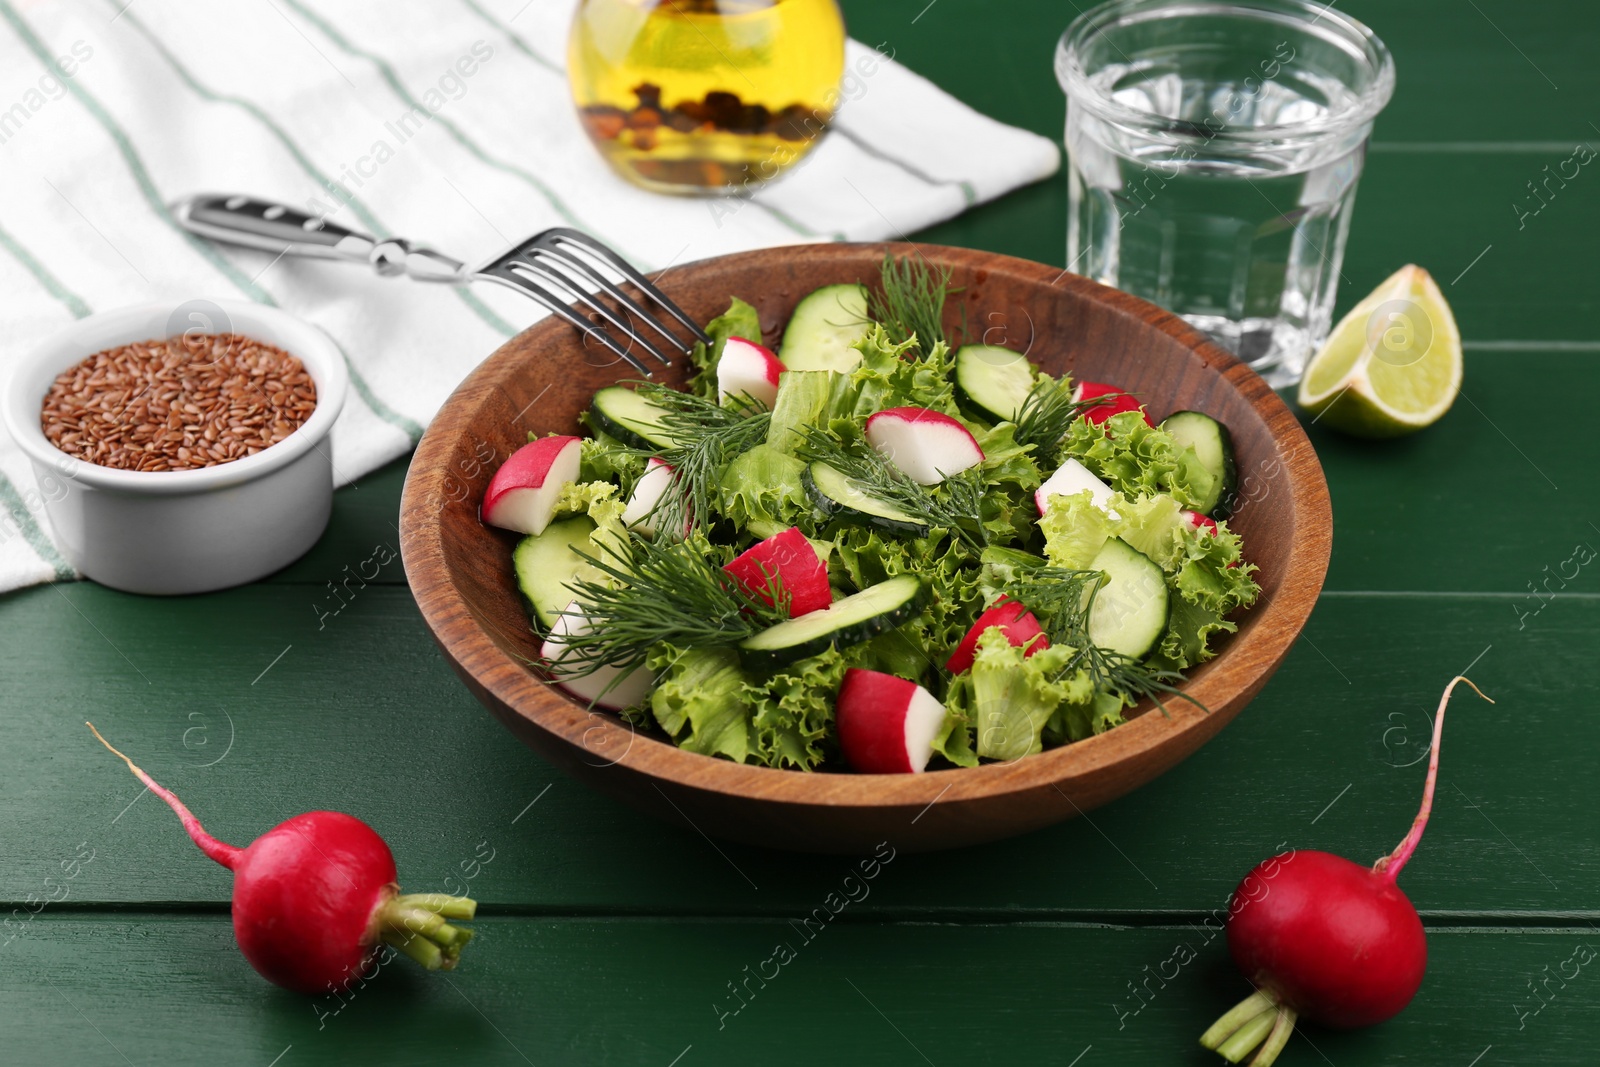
(0, 0, 1059, 593)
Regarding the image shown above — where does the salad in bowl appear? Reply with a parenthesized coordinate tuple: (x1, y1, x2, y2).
(479, 260, 1259, 775)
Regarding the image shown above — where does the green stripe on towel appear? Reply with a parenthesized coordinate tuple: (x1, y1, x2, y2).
(0, 221, 92, 320)
(109, 1, 517, 340)
(0, 473, 76, 581)
(282, 0, 654, 269)
(0, 0, 428, 443)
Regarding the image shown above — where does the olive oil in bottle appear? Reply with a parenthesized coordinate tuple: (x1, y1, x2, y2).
(567, 0, 845, 194)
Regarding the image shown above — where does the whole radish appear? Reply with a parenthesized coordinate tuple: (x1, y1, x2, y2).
(1199, 676, 1492, 1065)
(89, 724, 476, 995)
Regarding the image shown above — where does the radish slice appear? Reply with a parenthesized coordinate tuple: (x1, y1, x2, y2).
(1035, 458, 1120, 518)
(1184, 510, 1219, 535)
(864, 407, 985, 485)
(481, 436, 582, 536)
(717, 337, 784, 408)
(621, 458, 675, 533)
(1072, 380, 1153, 426)
(945, 596, 1049, 674)
(541, 601, 655, 710)
(723, 527, 832, 617)
(836, 668, 947, 774)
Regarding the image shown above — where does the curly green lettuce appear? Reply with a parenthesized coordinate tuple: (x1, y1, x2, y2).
(831, 527, 986, 678)
(579, 434, 645, 486)
(1038, 486, 1260, 671)
(1039, 490, 1117, 569)
(646, 645, 753, 762)
(829, 324, 959, 421)
(644, 641, 853, 770)
(716, 443, 811, 536)
(1060, 410, 1216, 509)
(944, 629, 1095, 761)
(685, 297, 764, 400)
(1152, 518, 1259, 671)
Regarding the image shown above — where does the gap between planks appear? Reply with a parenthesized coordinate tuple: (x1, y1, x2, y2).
(11, 903, 1600, 932)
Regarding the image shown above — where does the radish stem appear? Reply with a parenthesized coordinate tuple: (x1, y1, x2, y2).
(383, 929, 444, 970)
(374, 893, 476, 970)
(1200, 990, 1275, 1049)
(87, 722, 241, 870)
(1249, 1006, 1296, 1067)
(1372, 676, 1492, 881)
(1217, 1008, 1277, 1062)
(395, 893, 478, 920)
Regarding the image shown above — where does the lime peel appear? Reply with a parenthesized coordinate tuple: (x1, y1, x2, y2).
(1297, 265, 1462, 439)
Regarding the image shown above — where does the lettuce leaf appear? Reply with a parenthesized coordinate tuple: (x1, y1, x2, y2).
(1060, 410, 1214, 508)
(1046, 689, 1128, 745)
(947, 630, 1094, 761)
(745, 646, 850, 770)
(971, 420, 1042, 546)
(717, 443, 811, 535)
(978, 545, 1046, 603)
(767, 370, 838, 454)
(931, 693, 978, 768)
(828, 324, 959, 421)
(1039, 490, 1116, 568)
(578, 434, 645, 485)
(1115, 492, 1187, 569)
(686, 297, 763, 400)
(1152, 597, 1236, 671)
(646, 645, 753, 762)
(1151, 520, 1259, 670)
(1174, 519, 1257, 613)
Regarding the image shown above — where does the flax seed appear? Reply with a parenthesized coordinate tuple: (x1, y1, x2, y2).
(41, 333, 316, 472)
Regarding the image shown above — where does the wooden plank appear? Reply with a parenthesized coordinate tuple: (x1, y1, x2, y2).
(3, 584, 1592, 916)
(840, 0, 1599, 145)
(1310, 348, 1595, 594)
(915, 150, 1600, 344)
(1, 915, 1592, 1066)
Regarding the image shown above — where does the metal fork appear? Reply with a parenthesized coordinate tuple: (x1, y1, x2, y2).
(171, 193, 707, 375)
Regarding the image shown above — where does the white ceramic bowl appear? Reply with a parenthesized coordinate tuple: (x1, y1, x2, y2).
(2, 300, 349, 594)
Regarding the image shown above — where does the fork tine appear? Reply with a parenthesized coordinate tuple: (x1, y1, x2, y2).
(528, 243, 690, 359)
(476, 268, 654, 376)
(537, 228, 711, 346)
(506, 259, 675, 367)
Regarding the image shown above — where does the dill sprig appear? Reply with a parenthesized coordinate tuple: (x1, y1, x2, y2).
(628, 382, 771, 541)
(557, 533, 786, 674)
(1007, 566, 1205, 714)
(1012, 377, 1104, 465)
(795, 426, 987, 550)
(868, 253, 954, 356)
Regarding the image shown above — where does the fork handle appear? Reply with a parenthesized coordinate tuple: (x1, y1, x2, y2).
(171, 193, 467, 283)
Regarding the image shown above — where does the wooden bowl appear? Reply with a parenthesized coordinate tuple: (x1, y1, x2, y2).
(400, 243, 1331, 854)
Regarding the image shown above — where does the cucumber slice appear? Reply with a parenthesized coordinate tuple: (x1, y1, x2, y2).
(1086, 538, 1170, 660)
(589, 386, 676, 451)
(780, 284, 870, 372)
(804, 461, 930, 538)
(954, 344, 1034, 422)
(738, 574, 926, 669)
(513, 516, 598, 630)
(1160, 410, 1237, 516)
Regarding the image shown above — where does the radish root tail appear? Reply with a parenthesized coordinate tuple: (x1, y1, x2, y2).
(1373, 676, 1493, 881)
(86, 722, 241, 870)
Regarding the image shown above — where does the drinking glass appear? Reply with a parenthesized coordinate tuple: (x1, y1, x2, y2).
(1056, 0, 1394, 386)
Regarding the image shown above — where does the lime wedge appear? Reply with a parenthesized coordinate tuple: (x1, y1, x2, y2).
(1297, 265, 1462, 438)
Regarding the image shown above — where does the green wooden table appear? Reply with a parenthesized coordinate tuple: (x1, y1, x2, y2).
(5, 2, 1598, 1063)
